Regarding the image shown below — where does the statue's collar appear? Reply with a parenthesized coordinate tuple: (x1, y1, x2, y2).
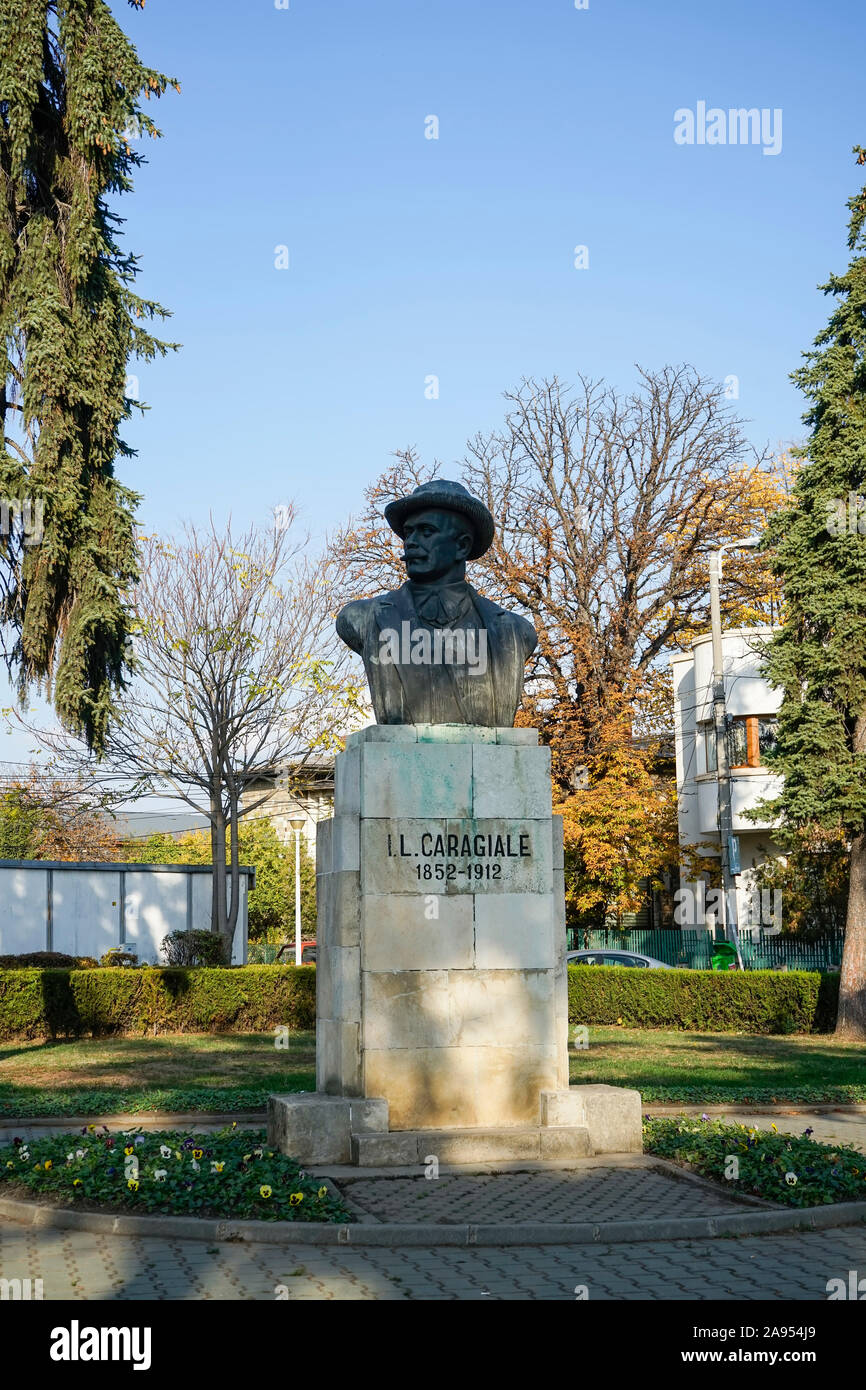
(407, 579, 474, 628)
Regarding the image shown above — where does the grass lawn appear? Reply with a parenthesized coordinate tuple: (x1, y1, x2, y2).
(0, 1033, 316, 1117)
(570, 1028, 866, 1104)
(2, 1027, 865, 1117)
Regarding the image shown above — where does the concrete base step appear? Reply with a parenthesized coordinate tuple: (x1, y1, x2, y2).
(351, 1126, 592, 1166)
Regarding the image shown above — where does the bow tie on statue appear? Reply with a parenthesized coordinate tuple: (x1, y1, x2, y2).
(411, 582, 474, 628)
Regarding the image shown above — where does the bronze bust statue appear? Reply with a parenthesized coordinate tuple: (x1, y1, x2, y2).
(336, 479, 537, 726)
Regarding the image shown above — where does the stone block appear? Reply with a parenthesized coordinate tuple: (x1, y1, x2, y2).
(443, 818, 553, 894)
(362, 971, 452, 1051)
(539, 1088, 587, 1127)
(351, 1131, 419, 1165)
(447, 969, 556, 1048)
(334, 745, 360, 816)
(364, 1043, 560, 1130)
(267, 1094, 353, 1164)
(552, 814, 564, 870)
(359, 743, 473, 818)
(348, 1097, 389, 1133)
(472, 744, 552, 819)
(556, 1029, 570, 1090)
(326, 870, 361, 948)
(431, 1129, 541, 1163)
(470, 1045, 560, 1128)
(575, 1084, 643, 1154)
(317, 1019, 361, 1096)
(362, 893, 474, 971)
(315, 928, 334, 1019)
(316, 818, 333, 876)
(496, 727, 539, 745)
(415, 722, 497, 743)
(346, 725, 418, 744)
(267, 1094, 389, 1165)
(315, 871, 332, 945)
(473, 892, 556, 969)
(338, 947, 361, 1024)
(539, 1126, 592, 1159)
(329, 946, 361, 1023)
(363, 968, 555, 1053)
(331, 815, 360, 871)
(360, 819, 447, 895)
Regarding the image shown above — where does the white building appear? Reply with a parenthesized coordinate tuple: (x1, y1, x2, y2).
(241, 753, 335, 860)
(671, 627, 783, 930)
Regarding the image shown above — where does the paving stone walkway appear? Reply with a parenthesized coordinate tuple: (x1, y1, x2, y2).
(336, 1165, 758, 1224)
(1, 1219, 864, 1300)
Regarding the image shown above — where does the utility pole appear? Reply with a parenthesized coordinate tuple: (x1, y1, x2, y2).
(290, 816, 305, 966)
(708, 537, 761, 969)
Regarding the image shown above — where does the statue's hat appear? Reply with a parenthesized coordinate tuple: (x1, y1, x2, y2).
(384, 479, 495, 561)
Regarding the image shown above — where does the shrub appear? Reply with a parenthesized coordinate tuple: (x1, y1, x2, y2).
(161, 930, 226, 967)
(0, 965, 316, 1040)
(567, 965, 839, 1033)
(99, 948, 139, 968)
(0, 952, 94, 970)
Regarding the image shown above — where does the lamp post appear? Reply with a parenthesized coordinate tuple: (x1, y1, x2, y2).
(708, 536, 761, 969)
(289, 816, 305, 966)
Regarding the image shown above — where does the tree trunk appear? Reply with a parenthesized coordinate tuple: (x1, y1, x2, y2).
(224, 790, 241, 963)
(837, 830, 866, 1038)
(210, 793, 229, 958)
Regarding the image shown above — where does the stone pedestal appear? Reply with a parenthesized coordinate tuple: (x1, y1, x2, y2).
(268, 724, 642, 1164)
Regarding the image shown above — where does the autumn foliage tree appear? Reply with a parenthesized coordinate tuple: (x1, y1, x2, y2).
(557, 714, 679, 930)
(0, 766, 120, 860)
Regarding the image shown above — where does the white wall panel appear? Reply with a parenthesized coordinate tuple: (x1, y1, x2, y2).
(0, 869, 48, 954)
(52, 871, 121, 959)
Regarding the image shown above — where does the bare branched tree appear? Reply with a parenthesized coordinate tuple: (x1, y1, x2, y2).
(30, 512, 363, 957)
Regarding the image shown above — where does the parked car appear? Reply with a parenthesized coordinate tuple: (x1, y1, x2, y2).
(276, 940, 317, 964)
(566, 948, 673, 969)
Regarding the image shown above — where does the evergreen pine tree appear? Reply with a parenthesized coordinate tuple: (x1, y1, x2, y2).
(761, 146, 866, 1036)
(0, 0, 177, 749)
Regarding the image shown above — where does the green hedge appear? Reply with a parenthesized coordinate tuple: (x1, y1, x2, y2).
(0, 966, 316, 1041)
(567, 966, 839, 1034)
(0, 963, 840, 1040)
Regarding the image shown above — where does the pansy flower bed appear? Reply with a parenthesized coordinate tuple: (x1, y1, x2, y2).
(644, 1115, 866, 1208)
(0, 1125, 351, 1223)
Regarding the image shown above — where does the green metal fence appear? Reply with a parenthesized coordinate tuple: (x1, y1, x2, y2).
(567, 927, 845, 972)
(247, 943, 287, 964)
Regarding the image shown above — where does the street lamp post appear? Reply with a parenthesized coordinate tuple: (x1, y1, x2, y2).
(708, 537, 761, 969)
(289, 816, 305, 967)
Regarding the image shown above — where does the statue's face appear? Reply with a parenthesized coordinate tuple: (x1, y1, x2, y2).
(402, 508, 473, 582)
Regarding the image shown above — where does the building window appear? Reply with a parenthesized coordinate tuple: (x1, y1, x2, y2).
(726, 715, 778, 769)
(699, 722, 717, 773)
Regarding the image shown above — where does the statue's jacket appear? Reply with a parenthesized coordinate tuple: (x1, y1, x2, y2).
(337, 581, 537, 728)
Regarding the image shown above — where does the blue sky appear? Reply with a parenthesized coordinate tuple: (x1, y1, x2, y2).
(3, 0, 865, 765)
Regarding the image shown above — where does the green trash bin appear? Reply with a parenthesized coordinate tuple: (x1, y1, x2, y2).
(710, 941, 739, 971)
